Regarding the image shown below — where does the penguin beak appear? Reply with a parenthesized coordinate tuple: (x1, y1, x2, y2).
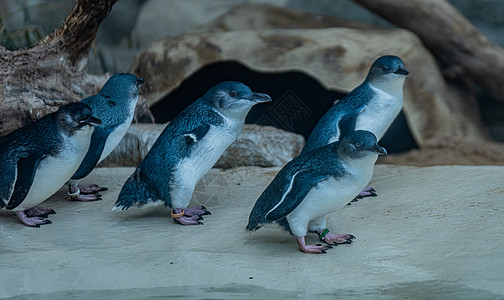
(247, 92, 272, 103)
(372, 144, 388, 156)
(136, 77, 144, 86)
(80, 116, 102, 126)
(394, 67, 409, 76)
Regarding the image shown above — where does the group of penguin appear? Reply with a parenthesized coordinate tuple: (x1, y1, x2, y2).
(0, 55, 408, 254)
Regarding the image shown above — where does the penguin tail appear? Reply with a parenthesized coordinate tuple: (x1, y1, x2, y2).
(113, 169, 160, 211)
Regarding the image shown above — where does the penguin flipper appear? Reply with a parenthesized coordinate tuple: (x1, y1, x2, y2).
(71, 128, 109, 180)
(6, 153, 45, 210)
(336, 107, 362, 140)
(266, 171, 328, 221)
(183, 124, 211, 148)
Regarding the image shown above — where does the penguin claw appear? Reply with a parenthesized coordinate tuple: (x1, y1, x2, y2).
(357, 187, 378, 198)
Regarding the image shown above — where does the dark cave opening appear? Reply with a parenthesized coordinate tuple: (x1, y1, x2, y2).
(150, 61, 418, 154)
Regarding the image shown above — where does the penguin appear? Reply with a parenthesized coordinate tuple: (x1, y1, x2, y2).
(246, 130, 387, 254)
(302, 55, 408, 198)
(67, 73, 144, 201)
(113, 81, 272, 225)
(0, 102, 101, 227)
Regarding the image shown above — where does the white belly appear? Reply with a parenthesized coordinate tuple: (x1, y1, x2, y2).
(14, 128, 94, 210)
(355, 86, 403, 140)
(98, 98, 136, 163)
(99, 117, 131, 163)
(170, 120, 240, 208)
(286, 156, 376, 236)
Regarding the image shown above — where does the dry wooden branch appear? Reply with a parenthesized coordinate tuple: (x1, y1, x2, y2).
(353, 0, 504, 105)
(0, 0, 117, 136)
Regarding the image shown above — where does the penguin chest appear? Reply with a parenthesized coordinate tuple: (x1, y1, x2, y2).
(355, 87, 403, 140)
(287, 160, 375, 235)
(170, 121, 239, 207)
(99, 117, 132, 163)
(292, 176, 364, 221)
(98, 99, 136, 163)
(15, 128, 93, 210)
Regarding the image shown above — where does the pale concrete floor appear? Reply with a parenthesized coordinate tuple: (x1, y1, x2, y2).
(1, 165, 503, 299)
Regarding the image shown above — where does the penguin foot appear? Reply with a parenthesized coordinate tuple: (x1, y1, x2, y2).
(68, 184, 104, 201)
(24, 206, 56, 218)
(71, 193, 103, 202)
(348, 187, 377, 205)
(184, 205, 211, 216)
(296, 236, 331, 254)
(15, 211, 52, 227)
(317, 229, 355, 245)
(173, 215, 204, 225)
(356, 187, 377, 199)
(78, 184, 108, 194)
(172, 208, 204, 225)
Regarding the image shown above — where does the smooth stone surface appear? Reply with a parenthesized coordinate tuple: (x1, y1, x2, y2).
(0, 165, 503, 298)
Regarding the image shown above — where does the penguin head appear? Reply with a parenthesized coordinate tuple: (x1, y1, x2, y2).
(98, 73, 144, 101)
(339, 130, 387, 159)
(204, 81, 272, 119)
(56, 102, 102, 136)
(366, 55, 409, 83)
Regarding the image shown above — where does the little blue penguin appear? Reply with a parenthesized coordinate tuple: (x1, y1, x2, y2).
(113, 81, 272, 225)
(247, 130, 387, 254)
(302, 55, 408, 198)
(67, 73, 144, 201)
(0, 102, 101, 227)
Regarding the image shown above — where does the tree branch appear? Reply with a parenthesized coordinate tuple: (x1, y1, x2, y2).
(353, 0, 504, 104)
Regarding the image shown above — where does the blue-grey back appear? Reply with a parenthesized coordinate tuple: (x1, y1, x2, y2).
(302, 82, 374, 153)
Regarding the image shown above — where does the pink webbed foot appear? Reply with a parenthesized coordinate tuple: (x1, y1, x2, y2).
(68, 184, 106, 201)
(15, 210, 52, 227)
(79, 184, 108, 194)
(348, 187, 377, 205)
(171, 207, 210, 225)
(24, 206, 56, 218)
(317, 228, 355, 245)
(184, 205, 211, 217)
(296, 236, 332, 254)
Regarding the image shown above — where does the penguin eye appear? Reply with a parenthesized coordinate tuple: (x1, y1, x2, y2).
(354, 142, 361, 147)
(229, 91, 238, 97)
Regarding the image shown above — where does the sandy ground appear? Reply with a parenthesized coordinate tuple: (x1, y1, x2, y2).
(1, 165, 504, 299)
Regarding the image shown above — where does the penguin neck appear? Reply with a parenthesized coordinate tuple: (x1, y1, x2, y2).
(367, 77, 405, 99)
(341, 153, 378, 175)
(216, 105, 253, 124)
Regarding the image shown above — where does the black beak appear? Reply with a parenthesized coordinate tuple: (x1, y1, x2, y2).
(372, 144, 388, 156)
(136, 77, 144, 86)
(248, 92, 272, 103)
(80, 116, 102, 126)
(394, 67, 409, 76)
